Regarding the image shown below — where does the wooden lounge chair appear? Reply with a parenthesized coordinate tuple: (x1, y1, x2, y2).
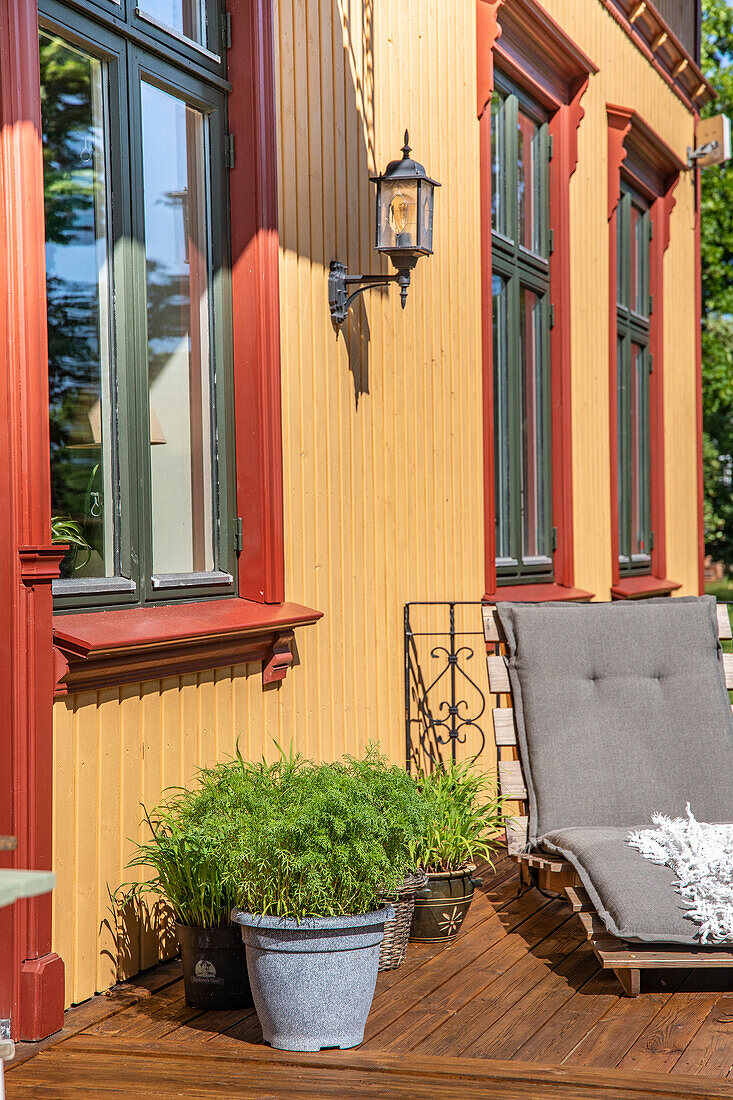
(483, 598, 733, 998)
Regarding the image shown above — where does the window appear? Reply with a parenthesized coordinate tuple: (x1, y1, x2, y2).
(616, 184, 652, 575)
(40, 0, 235, 610)
(490, 82, 552, 584)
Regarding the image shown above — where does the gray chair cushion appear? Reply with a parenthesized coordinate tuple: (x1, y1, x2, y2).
(496, 597, 733, 846)
(541, 826, 707, 943)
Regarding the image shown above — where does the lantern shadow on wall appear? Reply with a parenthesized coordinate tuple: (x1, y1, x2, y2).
(328, 132, 440, 328)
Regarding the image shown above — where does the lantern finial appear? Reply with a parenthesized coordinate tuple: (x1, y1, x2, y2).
(402, 130, 411, 158)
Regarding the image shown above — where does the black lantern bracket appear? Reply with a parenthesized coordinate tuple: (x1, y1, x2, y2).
(328, 132, 439, 328)
(328, 258, 416, 327)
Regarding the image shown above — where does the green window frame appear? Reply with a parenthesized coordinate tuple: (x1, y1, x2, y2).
(39, 0, 236, 612)
(616, 183, 652, 576)
(491, 80, 553, 585)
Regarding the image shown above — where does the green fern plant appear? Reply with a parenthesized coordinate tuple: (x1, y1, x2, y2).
(410, 760, 507, 874)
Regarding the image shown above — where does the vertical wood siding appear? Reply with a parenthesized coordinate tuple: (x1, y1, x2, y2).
(53, 0, 701, 1005)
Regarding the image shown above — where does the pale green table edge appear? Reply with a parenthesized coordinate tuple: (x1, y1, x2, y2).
(0, 870, 55, 908)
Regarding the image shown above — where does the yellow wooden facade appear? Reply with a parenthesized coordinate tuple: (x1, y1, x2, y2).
(53, 0, 703, 1005)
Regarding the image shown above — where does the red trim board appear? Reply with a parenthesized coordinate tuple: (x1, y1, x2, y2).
(227, 0, 285, 604)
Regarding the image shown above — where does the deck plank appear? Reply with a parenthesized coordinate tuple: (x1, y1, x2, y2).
(513, 966, 621, 1064)
(561, 976, 689, 1067)
(461, 942, 601, 1060)
(411, 908, 583, 1057)
(672, 993, 733, 1078)
(616, 992, 722, 1074)
(371, 900, 573, 1052)
(363, 891, 559, 1042)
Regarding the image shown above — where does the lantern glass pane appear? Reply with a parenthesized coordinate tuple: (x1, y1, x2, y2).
(377, 179, 418, 250)
(417, 180, 434, 252)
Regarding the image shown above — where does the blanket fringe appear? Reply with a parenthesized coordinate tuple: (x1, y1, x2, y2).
(629, 804, 733, 944)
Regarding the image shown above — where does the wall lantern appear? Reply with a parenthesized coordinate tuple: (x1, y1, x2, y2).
(328, 132, 440, 326)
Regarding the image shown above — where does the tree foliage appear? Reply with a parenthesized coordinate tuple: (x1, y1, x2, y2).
(701, 0, 733, 564)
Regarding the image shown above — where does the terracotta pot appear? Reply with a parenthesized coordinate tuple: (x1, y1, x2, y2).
(409, 864, 483, 943)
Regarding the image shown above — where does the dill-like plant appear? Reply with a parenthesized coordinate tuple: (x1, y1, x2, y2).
(230, 747, 431, 920)
(410, 760, 507, 874)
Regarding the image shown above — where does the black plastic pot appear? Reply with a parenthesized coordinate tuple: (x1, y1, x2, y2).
(409, 865, 483, 943)
(176, 923, 254, 1010)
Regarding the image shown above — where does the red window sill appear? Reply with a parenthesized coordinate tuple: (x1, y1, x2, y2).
(483, 583, 594, 603)
(611, 575, 681, 600)
(52, 598, 323, 696)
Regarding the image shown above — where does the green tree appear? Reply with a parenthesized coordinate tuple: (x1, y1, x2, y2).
(701, 0, 733, 566)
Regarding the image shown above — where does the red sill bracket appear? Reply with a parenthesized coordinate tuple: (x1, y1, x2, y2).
(262, 630, 295, 685)
(52, 597, 322, 695)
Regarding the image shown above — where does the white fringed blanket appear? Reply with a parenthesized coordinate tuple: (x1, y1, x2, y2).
(628, 806, 733, 944)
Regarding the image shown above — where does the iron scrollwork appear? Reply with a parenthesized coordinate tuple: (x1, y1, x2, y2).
(404, 602, 487, 772)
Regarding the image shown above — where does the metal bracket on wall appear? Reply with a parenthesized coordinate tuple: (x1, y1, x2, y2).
(328, 259, 415, 327)
(224, 133, 235, 169)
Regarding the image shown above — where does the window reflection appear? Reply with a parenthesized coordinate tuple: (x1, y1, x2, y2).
(141, 81, 214, 576)
(493, 275, 511, 559)
(490, 92, 504, 235)
(631, 344, 647, 555)
(40, 31, 115, 579)
(519, 288, 547, 558)
(517, 109, 541, 254)
(617, 339, 626, 559)
(139, 0, 207, 45)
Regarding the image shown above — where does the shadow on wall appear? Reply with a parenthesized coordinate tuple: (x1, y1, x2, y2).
(278, 0, 379, 408)
(101, 889, 178, 985)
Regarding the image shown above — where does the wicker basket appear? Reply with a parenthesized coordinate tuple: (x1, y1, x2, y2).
(378, 869, 428, 971)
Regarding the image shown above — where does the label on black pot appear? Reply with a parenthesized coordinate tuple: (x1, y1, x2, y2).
(194, 959, 217, 981)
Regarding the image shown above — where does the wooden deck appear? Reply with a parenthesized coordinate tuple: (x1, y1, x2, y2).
(9, 851, 733, 1098)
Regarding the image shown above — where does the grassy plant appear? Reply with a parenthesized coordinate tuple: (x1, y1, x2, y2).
(122, 790, 239, 928)
(410, 760, 507, 874)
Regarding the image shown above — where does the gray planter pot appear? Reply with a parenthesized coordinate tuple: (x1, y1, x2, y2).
(231, 905, 393, 1052)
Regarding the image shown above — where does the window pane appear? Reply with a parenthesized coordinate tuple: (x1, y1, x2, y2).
(520, 288, 547, 558)
(492, 275, 511, 560)
(138, 0, 207, 45)
(631, 343, 649, 556)
(629, 203, 640, 314)
(142, 81, 215, 575)
(616, 197, 626, 308)
(517, 109, 541, 254)
(634, 205, 646, 315)
(40, 31, 116, 580)
(617, 337, 627, 560)
(490, 92, 504, 235)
